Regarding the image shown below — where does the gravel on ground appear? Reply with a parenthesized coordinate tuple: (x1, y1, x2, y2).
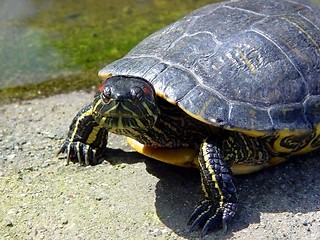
(1, 91, 320, 240)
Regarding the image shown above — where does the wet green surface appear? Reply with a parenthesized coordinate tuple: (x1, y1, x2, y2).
(0, 0, 219, 104)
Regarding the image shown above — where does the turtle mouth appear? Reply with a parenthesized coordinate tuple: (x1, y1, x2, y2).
(100, 115, 142, 130)
(106, 103, 140, 118)
(93, 99, 157, 130)
(98, 102, 142, 119)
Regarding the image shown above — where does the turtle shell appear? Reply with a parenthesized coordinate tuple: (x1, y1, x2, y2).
(98, 0, 320, 135)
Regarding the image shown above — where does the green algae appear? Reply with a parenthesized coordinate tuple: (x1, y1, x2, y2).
(0, 0, 219, 104)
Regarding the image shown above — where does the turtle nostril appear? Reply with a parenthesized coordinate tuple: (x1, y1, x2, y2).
(114, 93, 125, 103)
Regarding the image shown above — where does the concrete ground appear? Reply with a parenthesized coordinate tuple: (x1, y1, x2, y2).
(1, 91, 320, 239)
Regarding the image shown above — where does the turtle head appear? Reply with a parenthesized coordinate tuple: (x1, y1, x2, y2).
(93, 75, 159, 131)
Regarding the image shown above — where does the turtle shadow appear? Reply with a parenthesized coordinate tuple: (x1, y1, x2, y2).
(103, 148, 144, 165)
(144, 152, 320, 239)
(101, 148, 320, 239)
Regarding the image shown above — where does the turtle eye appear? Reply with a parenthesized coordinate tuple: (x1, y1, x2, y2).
(130, 86, 143, 103)
(102, 86, 112, 104)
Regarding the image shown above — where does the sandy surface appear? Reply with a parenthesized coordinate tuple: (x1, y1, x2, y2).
(1, 91, 320, 240)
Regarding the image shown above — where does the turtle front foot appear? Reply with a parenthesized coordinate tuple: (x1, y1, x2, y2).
(57, 140, 104, 165)
(188, 199, 237, 237)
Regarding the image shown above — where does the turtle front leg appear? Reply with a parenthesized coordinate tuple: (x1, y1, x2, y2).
(188, 138, 238, 237)
(57, 104, 109, 165)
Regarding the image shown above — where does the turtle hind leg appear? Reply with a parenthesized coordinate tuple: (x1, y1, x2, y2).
(188, 138, 238, 237)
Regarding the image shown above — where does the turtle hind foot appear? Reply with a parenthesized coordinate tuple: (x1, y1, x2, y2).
(187, 199, 237, 238)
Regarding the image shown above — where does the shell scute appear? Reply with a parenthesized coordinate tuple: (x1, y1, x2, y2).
(179, 86, 229, 126)
(269, 104, 310, 131)
(228, 103, 272, 132)
(304, 95, 320, 125)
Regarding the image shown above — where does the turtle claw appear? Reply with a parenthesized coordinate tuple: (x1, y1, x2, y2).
(57, 140, 101, 165)
(188, 199, 237, 237)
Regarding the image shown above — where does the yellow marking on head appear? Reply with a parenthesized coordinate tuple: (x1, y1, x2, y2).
(121, 104, 140, 118)
(236, 49, 258, 74)
(281, 17, 320, 53)
(118, 117, 123, 129)
(109, 104, 120, 112)
(93, 99, 102, 113)
(142, 102, 154, 116)
(134, 118, 145, 128)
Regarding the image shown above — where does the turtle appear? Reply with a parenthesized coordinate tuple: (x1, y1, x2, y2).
(57, 0, 320, 237)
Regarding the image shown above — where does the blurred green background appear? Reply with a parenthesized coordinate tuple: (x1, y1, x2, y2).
(0, 0, 219, 104)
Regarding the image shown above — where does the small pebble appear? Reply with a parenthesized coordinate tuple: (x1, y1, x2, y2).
(7, 154, 16, 161)
(20, 193, 27, 198)
(7, 210, 16, 215)
(5, 220, 13, 227)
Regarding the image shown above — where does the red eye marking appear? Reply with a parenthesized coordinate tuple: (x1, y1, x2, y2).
(143, 87, 150, 95)
(99, 78, 109, 92)
(143, 84, 153, 95)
